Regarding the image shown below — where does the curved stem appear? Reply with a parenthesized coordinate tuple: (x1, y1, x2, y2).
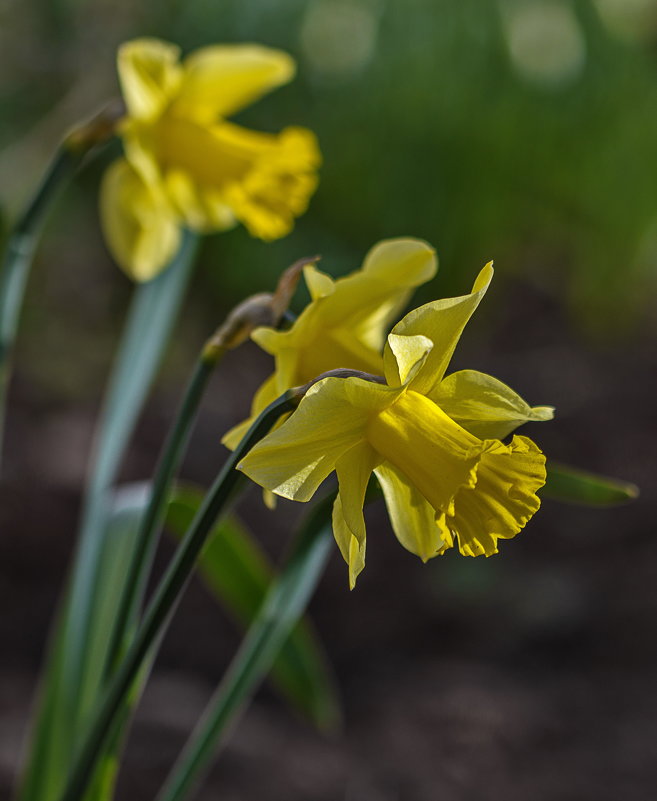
(156, 493, 335, 801)
(102, 351, 222, 679)
(56, 390, 298, 801)
(155, 480, 383, 801)
(64, 232, 198, 737)
(0, 108, 118, 462)
(0, 147, 80, 455)
(102, 276, 301, 680)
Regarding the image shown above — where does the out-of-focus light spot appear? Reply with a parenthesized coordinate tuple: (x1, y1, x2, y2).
(300, 0, 381, 81)
(593, 0, 657, 43)
(501, 0, 587, 87)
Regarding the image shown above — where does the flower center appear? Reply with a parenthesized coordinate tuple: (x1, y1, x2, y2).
(155, 115, 256, 188)
(367, 390, 483, 514)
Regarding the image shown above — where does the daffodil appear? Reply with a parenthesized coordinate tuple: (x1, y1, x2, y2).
(101, 38, 321, 281)
(238, 262, 554, 587)
(222, 237, 438, 451)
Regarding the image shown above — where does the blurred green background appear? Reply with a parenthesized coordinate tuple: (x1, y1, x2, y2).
(4, 0, 657, 349)
(2, 2, 657, 800)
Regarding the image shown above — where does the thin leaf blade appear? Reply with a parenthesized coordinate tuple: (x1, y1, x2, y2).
(167, 485, 340, 731)
(543, 460, 639, 506)
(64, 232, 198, 736)
(17, 236, 198, 801)
(157, 494, 335, 801)
(17, 502, 144, 801)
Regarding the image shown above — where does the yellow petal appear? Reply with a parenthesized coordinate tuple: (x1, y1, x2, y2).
(448, 435, 546, 556)
(164, 168, 237, 232)
(156, 119, 320, 238)
(429, 369, 555, 440)
(367, 390, 482, 515)
(386, 262, 494, 395)
(263, 488, 278, 510)
(99, 158, 181, 282)
(303, 264, 335, 301)
(333, 441, 379, 589)
(174, 44, 295, 123)
(250, 326, 284, 355)
(222, 126, 320, 241)
(362, 237, 437, 284)
(252, 310, 385, 385)
(332, 496, 366, 591)
(118, 38, 182, 121)
(250, 238, 436, 388)
(333, 238, 438, 351)
(238, 375, 386, 502)
(221, 373, 280, 451)
(374, 461, 448, 561)
(384, 333, 433, 386)
(221, 417, 252, 453)
(281, 238, 436, 349)
(119, 118, 164, 189)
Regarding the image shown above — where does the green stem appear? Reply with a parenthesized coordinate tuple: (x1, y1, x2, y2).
(64, 233, 198, 735)
(56, 390, 298, 801)
(103, 289, 301, 678)
(0, 148, 79, 452)
(103, 350, 222, 679)
(0, 111, 118, 462)
(156, 493, 335, 801)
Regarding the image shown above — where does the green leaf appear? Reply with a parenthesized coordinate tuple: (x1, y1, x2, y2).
(0, 146, 85, 459)
(99, 481, 340, 732)
(64, 232, 198, 734)
(17, 499, 144, 801)
(156, 493, 336, 801)
(543, 460, 639, 506)
(17, 235, 198, 801)
(58, 391, 299, 801)
(0, 115, 117, 460)
(166, 485, 340, 732)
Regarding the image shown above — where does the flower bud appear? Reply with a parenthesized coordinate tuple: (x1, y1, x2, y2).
(203, 255, 320, 361)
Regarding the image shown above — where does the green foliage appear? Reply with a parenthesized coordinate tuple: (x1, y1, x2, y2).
(167, 485, 340, 731)
(5, 2, 657, 333)
(156, 492, 336, 801)
(18, 478, 339, 801)
(17, 237, 197, 801)
(61, 232, 197, 741)
(16, 502, 143, 801)
(166, 0, 657, 332)
(543, 460, 639, 506)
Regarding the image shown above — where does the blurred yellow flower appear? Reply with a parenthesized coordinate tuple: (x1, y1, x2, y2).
(101, 38, 321, 281)
(238, 262, 554, 588)
(221, 238, 438, 450)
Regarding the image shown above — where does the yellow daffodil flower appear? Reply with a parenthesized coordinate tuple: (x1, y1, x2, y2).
(238, 262, 554, 588)
(221, 238, 438, 451)
(101, 38, 321, 281)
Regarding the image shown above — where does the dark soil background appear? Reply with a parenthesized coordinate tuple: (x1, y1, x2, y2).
(1, 273, 654, 801)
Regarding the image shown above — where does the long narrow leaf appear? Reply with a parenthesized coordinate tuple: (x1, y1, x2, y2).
(167, 485, 340, 731)
(156, 495, 335, 801)
(56, 391, 298, 801)
(0, 110, 117, 460)
(543, 460, 639, 506)
(17, 501, 144, 801)
(103, 481, 340, 730)
(65, 231, 198, 729)
(17, 234, 198, 801)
